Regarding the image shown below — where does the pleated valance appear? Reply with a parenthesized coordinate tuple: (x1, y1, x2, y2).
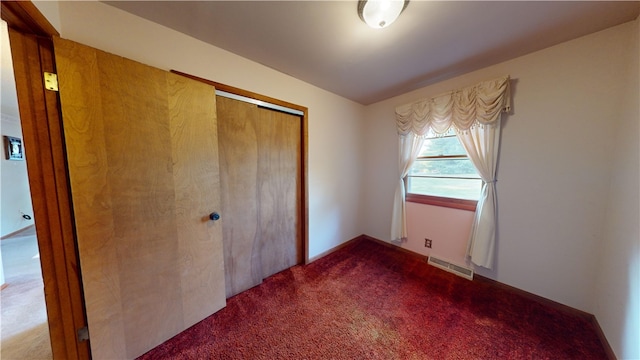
(395, 75, 511, 136)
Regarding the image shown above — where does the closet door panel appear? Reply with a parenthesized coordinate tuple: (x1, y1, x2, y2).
(216, 97, 262, 298)
(217, 97, 302, 298)
(169, 74, 226, 326)
(55, 37, 225, 360)
(256, 108, 302, 277)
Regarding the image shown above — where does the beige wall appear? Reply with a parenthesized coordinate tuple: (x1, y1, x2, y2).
(37, 1, 367, 260)
(593, 18, 640, 360)
(363, 20, 637, 313)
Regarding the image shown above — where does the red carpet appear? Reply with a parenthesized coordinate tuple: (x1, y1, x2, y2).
(138, 238, 607, 359)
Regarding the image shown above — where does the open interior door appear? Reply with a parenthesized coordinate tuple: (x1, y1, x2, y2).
(54, 37, 226, 359)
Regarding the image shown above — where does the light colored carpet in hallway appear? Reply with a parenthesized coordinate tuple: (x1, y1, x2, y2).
(1, 226, 52, 360)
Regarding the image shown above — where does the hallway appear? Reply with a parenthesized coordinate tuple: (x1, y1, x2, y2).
(1, 226, 52, 360)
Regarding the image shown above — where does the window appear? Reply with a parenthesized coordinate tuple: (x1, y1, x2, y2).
(406, 128, 481, 211)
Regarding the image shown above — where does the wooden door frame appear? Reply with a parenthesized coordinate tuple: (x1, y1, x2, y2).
(171, 71, 310, 264)
(1, 2, 90, 359)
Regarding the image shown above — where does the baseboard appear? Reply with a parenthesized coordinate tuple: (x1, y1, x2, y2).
(590, 314, 617, 360)
(472, 274, 593, 320)
(361, 234, 430, 262)
(1, 224, 35, 240)
(363, 234, 593, 318)
(308, 235, 419, 264)
(358, 234, 615, 358)
(306, 235, 365, 264)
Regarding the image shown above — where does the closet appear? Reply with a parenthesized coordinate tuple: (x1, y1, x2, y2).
(216, 95, 303, 298)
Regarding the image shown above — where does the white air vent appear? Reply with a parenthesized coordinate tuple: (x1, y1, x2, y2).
(427, 256, 474, 280)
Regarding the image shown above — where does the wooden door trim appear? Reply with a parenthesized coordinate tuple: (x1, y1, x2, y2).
(1, 1, 58, 36)
(171, 70, 310, 264)
(2, 2, 90, 359)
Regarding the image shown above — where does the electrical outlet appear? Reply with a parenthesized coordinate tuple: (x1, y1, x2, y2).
(425, 238, 432, 248)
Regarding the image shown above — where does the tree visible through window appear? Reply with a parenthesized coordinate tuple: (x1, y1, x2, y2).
(406, 128, 481, 201)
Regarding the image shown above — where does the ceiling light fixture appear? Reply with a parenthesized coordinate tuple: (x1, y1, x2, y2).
(358, 0, 409, 29)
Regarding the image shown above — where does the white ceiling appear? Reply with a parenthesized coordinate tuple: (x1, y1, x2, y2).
(1, 1, 639, 118)
(104, 1, 640, 105)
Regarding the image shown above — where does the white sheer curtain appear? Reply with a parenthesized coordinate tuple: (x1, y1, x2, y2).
(456, 121, 501, 268)
(394, 75, 510, 268)
(390, 133, 424, 242)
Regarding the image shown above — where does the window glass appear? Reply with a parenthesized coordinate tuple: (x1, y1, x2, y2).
(417, 135, 466, 157)
(406, 129, 481, 201)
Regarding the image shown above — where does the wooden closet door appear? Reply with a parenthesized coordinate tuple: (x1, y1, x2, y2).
(217, 97, 302, 298)
(255, 107, 303, 278)
(54, 38, 226, 360)
(216, 97, 262, 298)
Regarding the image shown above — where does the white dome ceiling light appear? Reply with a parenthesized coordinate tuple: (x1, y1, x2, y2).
(357, 0, 409, 29)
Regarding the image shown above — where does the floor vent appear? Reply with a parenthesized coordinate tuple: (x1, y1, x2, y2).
(427, 256, 474, 280)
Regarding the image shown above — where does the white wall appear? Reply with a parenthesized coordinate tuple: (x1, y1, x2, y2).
(0, 114, 35, 288)
(1, 19, 34, 239)
(405, 202, 474, 265)
(1, 116, 35, 239)
(37, 1, 366, 260)
(593, 18, 640, 360)
(363, 20, 638, 315)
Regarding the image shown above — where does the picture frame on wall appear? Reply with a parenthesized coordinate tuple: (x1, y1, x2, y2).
(4, 136, 24, 161)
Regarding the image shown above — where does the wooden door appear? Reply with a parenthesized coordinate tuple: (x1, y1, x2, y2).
(217, 97, 302, 298)
(54, 38, 226, 359)
(3, 3, 90, 358)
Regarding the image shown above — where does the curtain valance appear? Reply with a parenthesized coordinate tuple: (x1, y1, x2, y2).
(395, 75, 511, 136)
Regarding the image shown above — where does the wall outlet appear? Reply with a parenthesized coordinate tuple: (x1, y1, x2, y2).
(425, 238, 432, 248)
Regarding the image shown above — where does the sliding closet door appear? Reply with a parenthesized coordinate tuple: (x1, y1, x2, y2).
(217, 96, 302, 298)
(216, 98, 262, 297)
(255, 107, 303, 278)
(54, 37, 226, 360)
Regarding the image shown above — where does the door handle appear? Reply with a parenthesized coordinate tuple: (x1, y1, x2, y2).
(209, 212, 221, 221)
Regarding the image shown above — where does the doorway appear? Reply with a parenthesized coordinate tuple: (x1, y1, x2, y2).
(0, 19, 52, 360)
(1, 2, 90, 359)
(0, 228, 52, 359)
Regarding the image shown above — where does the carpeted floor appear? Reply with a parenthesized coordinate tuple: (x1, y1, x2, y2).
(1, 226, 53, 360)
(138, 238, 607, 359)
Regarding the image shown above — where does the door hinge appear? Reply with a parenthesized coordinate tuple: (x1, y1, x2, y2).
(77, 326, 89, 342)
(44, 72, 59, 92)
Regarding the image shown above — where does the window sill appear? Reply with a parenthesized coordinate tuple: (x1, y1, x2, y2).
(406, 193, 477, 212)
